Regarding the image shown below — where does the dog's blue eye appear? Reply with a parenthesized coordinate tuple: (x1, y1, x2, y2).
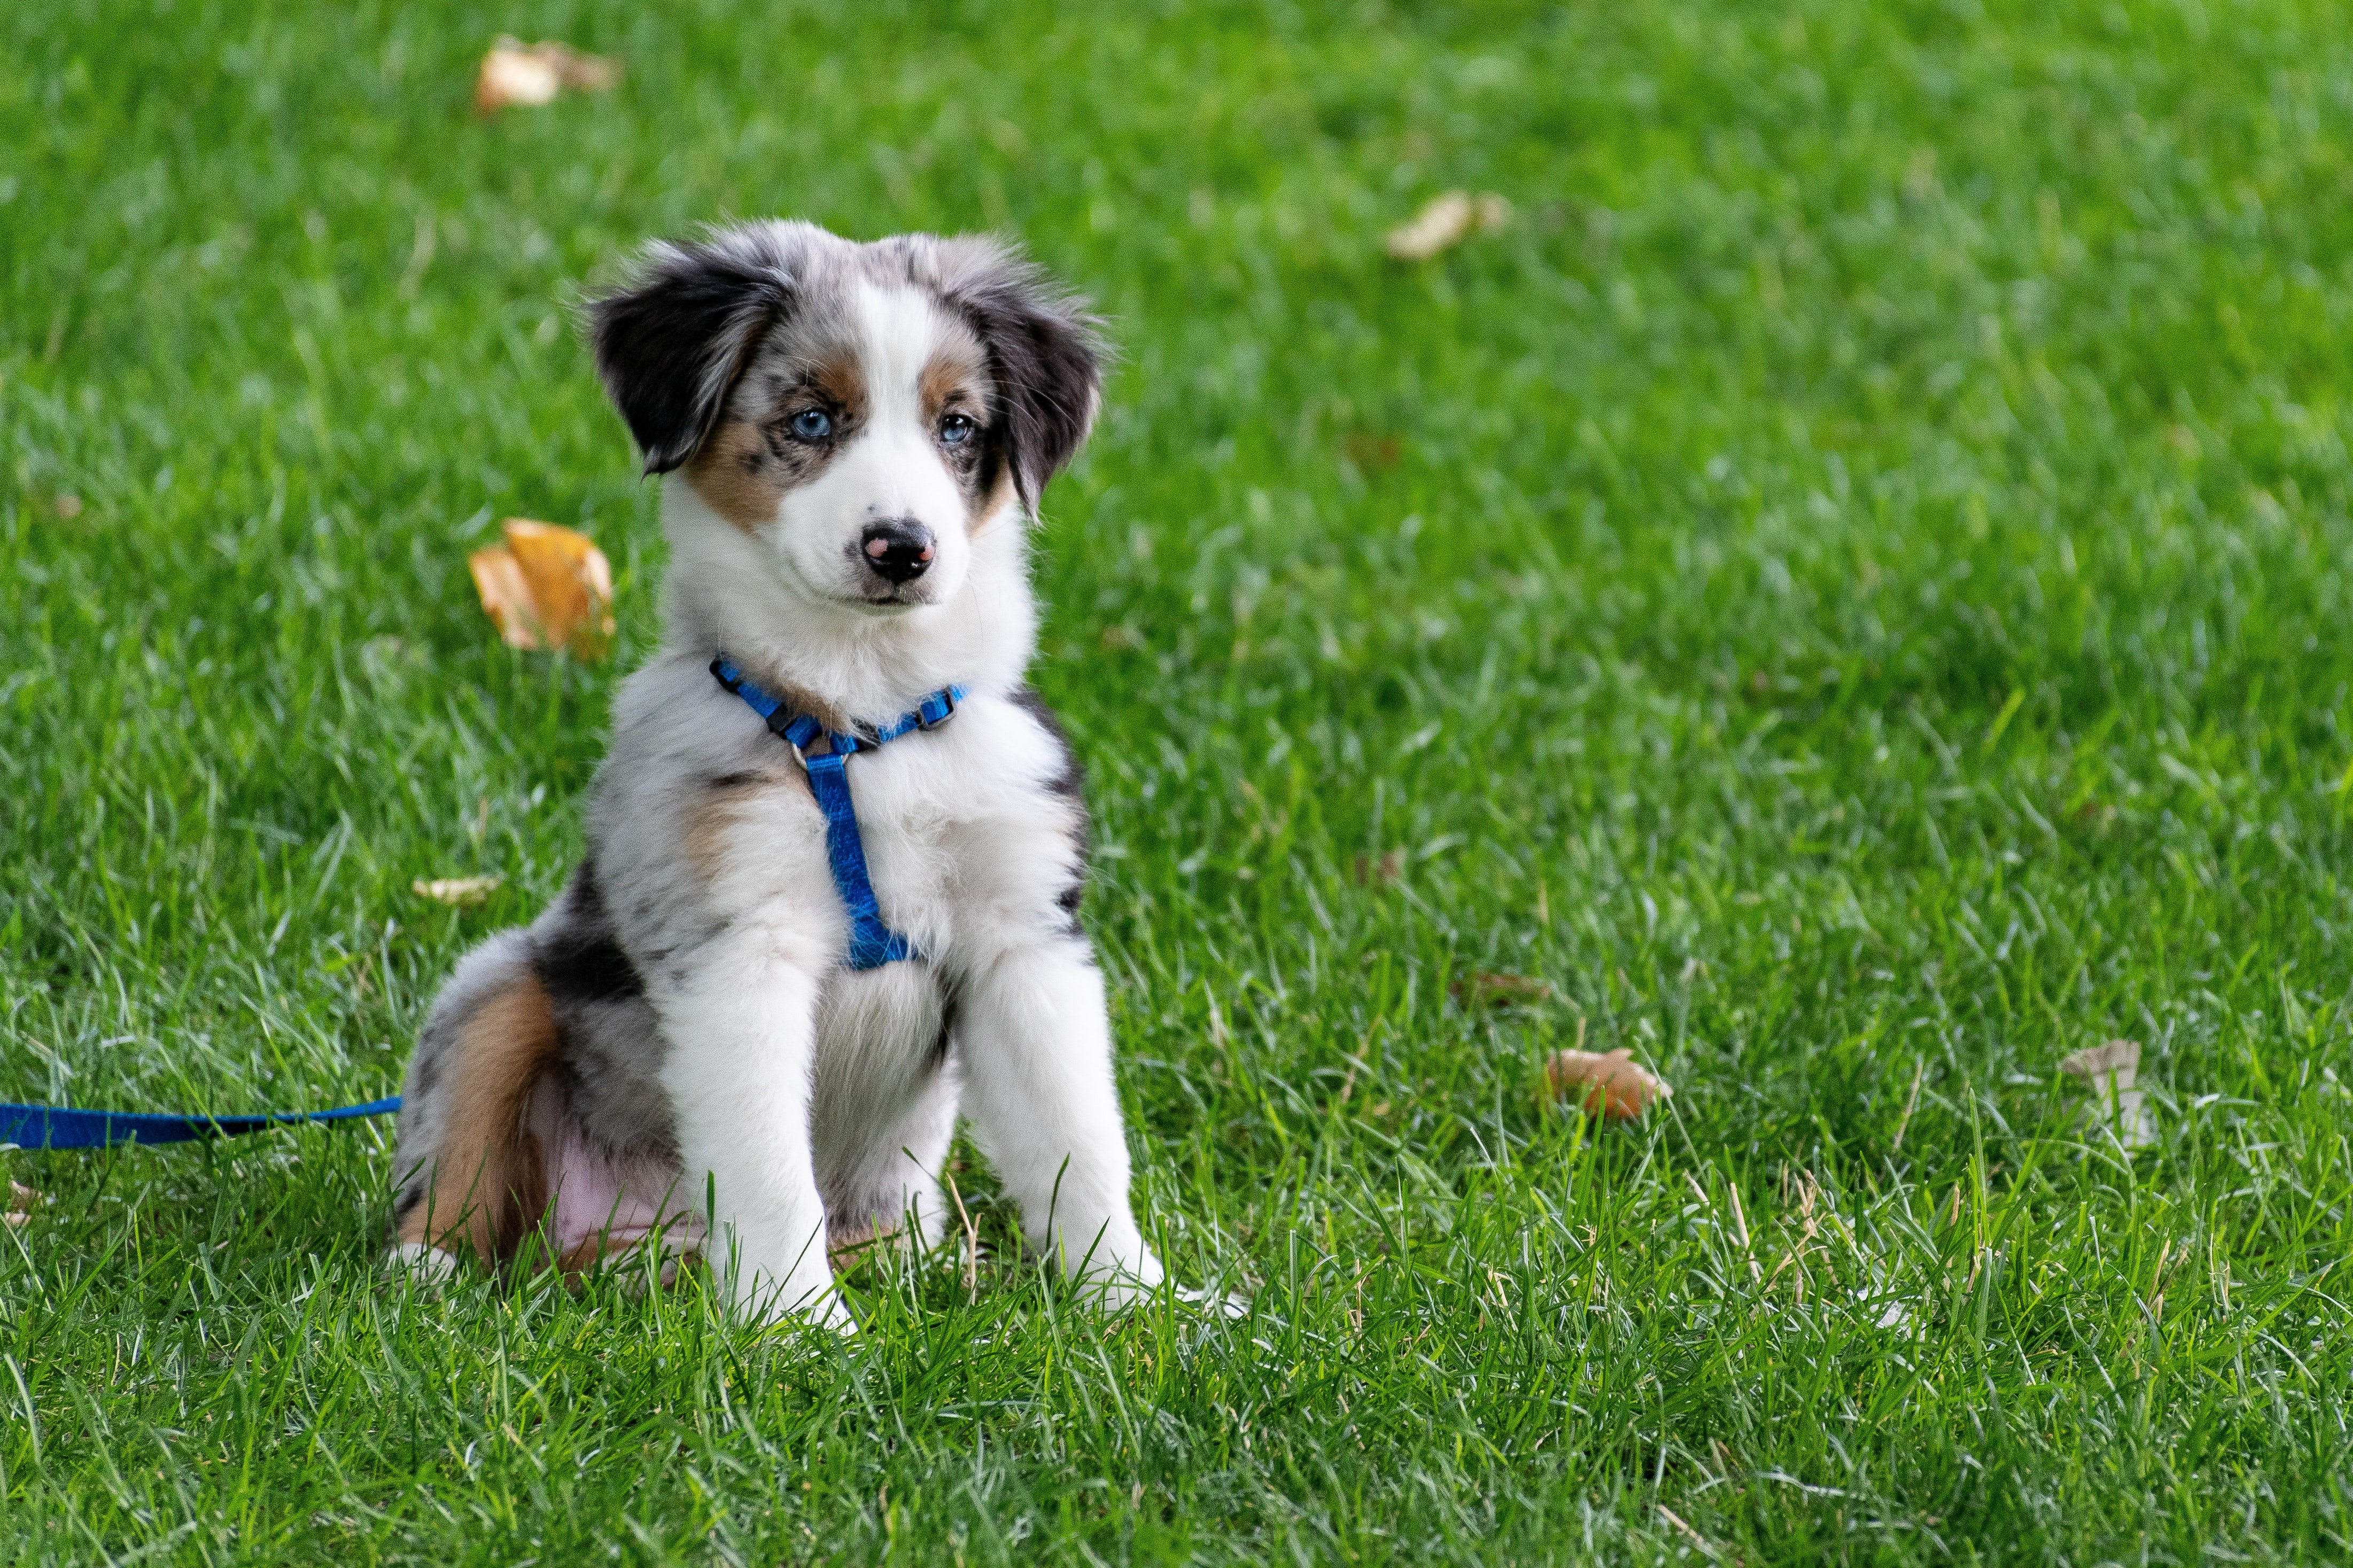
(939, 413, 975, 447)
(789, 409, 832, 441)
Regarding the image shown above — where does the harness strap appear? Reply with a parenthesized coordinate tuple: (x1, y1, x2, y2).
(710, 656, 963, 970)
(1, 1096, 402, 1151)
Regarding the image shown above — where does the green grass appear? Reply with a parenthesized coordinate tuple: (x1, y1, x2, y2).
(6, 0, 2353, 1560)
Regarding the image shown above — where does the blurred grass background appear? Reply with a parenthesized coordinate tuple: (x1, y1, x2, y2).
(4, 0, 2352, 1562)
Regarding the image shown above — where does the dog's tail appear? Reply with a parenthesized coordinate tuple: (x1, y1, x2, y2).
(390, 930, 560, 1266)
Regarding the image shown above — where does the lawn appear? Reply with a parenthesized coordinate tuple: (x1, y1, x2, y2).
(6, 0, 2353, 1561)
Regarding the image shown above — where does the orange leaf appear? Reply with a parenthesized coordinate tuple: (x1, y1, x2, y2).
(1544, 1048, 1671, 1121)
(469, 519, 615, 658)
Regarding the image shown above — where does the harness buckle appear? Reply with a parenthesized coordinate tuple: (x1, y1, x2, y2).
(915, 689, 959, 730)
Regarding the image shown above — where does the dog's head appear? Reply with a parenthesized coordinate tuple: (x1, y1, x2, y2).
(589, 222, 1102, 612)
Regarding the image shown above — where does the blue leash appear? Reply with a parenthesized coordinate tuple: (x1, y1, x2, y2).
(0, 1096, 402, 1152)
(710, 655, 962, 970)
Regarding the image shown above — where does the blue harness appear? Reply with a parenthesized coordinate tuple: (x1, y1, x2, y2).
(0, 660, 962, 1150)
(709, 655, 963, 971)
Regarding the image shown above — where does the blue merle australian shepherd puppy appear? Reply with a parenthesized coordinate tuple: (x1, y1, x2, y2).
(389, 222, 1217, 1330)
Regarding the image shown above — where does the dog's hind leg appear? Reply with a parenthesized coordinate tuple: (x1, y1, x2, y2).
(389, 931, 561, 1274)
(821, 1058, 960, 1267)
(812, 965, 958, 1268)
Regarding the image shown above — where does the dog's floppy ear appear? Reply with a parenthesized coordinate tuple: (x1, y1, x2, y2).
(589, 233, 796, 475)
(939, 240, 1106, 513)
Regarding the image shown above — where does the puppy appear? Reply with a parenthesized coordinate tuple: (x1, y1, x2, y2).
(389, 222, 1199, 1328)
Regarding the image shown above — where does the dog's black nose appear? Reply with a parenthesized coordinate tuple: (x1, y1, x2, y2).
(860, 519, 935, 584)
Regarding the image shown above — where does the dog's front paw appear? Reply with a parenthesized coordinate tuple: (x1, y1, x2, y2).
(1174, 1282, 1250, 1319)
(751, 1287, 858, 1337)
(1060, 1250, 1242, 1317)
(385, 1242, 461, 1286)
(1083, 1275, 1248, 1318)
(728, 1266, 858, 1336)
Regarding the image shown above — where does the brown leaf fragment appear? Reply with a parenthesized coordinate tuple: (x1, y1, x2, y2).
(413, 875, 503, 907)
(540, 43, 623, 91)
(1545, 1048, 1671, 1121)
(469, 518, 616, 658)
(474, 38, 622, 115)
(53, 493, 83, 519)
(1453, 971, 1555, 1009)
(2060, 1039, 2140, 1085)
(2, 1212, 26, 1229)
(468, 546, 537, 646)
(2060, 1038, 2157, 1150)
(1351, 849, 1403, 887)
(9, 1182, 40, 1206)
(1384, 190, 1512, 261)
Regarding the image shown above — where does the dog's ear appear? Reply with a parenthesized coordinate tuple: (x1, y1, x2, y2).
(939, 241, 1106, 513)
(589, 235, 796, 475)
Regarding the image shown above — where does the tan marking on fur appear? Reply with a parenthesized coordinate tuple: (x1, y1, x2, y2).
(394, 972, 560, 1265)
(919, 340, 987, 421)
(915, 338, 1000, 535)
(685, 771, 789, 881)
(806, 349, 868, 423)
(972, 466, 1021, 537)
(686, 419, 786, 534)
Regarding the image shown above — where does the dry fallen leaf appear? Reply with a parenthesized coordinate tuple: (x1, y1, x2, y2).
(474, 37, 622, 114)
(1384, 190, 1512, 261)
(1453, 971, 1555, 1008)
(469, 518, 616, 658)
(2060, 1038, 2158, 1150)
(2, 1213, 26, 1229)
(542, 43, 623, 91)
(1545, 1048, 1672, 1121)
(414, 875, 503, 907)
(476, 41, 558, 111)
(2060, 1039, 2138, 1082)
(54, 493, 83, 519)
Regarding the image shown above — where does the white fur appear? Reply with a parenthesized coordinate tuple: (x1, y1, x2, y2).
(387, 1242, 458, 1284)
(760, 286, 982, 614)
(590, 279, 1185, 1324)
